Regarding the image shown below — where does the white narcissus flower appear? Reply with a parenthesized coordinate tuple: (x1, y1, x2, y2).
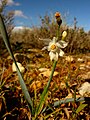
(42, 37, 68, 61)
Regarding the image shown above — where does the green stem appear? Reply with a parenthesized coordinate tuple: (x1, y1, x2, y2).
(46, 61, 57, 89)
(35, 61, 57, 117)
(35, 19, 61, 118)
(57, 25, 60, 39)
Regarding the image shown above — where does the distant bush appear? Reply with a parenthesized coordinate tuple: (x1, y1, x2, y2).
(66, 28, 90, 54)
(10, 14, 90, 54)
(0, 0, 14, 50)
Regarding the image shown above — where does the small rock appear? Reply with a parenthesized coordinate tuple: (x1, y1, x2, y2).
(12, 62, 25, 73)
(78, 82, 90, 97)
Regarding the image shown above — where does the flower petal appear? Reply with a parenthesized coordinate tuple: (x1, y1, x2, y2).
(49, 40, 55, 47)
(57, 41, 68, 48)
(49, 52, 55, 61)
(42, 46, 48, 50)
(39, 38, 52, 45)
(52, 37, 58, 42)
(49, 52, 58, 61)
(54, 52, 58, 61)
(59, 49, 64, 56)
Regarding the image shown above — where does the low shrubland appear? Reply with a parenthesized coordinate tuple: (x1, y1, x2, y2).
(0, 12, 90, 120)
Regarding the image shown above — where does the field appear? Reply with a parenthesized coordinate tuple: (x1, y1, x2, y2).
(0, 10, 90, 119)
(0, 46, 90, 120)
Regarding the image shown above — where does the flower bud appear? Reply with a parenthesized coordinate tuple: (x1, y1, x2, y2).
(55, 12, 62, 26)
(62, 31, 67, 40)
(62, 31, 67, 37)
(55, 12, 61, 18)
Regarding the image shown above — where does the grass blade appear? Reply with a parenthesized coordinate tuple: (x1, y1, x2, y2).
(0, 14, 33, 113)
(35, 61, 57, 118)
(76, 103, 87, 114)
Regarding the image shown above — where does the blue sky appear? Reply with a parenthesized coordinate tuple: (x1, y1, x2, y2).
(4, 0, 90, 31)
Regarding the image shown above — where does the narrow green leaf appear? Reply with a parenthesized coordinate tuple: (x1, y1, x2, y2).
(44, 108, 61, 119)
(35, 61, 57, 117)
(0, 14, 33, 113)
(42, 97, 90, 113)
(35, 22, 60, 118)
(76, 103, 88, 114)
(53, 97, 87, 107)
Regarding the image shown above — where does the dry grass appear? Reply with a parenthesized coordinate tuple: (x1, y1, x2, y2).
(0, 46, 90, 119)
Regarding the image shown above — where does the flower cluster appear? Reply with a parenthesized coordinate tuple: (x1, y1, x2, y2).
(42, 32, 68, 61)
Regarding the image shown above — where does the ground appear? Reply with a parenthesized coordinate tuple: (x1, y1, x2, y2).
(0, 47, 90, 120)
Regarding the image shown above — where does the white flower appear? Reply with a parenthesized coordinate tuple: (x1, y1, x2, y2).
(42, 37, 68, 61)
(78, 82, 90, 97)
(49, 52, 58, 61)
